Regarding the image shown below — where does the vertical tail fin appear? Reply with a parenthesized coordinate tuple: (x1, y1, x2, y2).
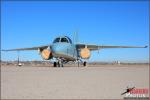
(73, 30, 79, 44)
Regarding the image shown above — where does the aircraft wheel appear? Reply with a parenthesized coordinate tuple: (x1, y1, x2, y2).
(54, 61, 63, 67)
(83, 61, 87, 66)
(53, 62, 57, 67)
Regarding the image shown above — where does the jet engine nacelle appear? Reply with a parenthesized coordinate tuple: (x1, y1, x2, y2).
(40, 49, 52, 60)
(80, 47, 91, 59)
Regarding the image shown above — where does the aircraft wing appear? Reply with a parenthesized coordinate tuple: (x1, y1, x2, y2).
(2, 45, 49, 51)
(76, 43, 147, 51)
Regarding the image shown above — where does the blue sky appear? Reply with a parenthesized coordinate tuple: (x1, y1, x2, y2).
(1, 1, 149, 62)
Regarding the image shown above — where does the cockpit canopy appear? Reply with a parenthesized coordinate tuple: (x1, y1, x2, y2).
(53, 36, 72, 44)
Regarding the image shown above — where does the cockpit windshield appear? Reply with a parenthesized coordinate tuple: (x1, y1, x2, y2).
(53, 36, 72, 44)
(61, 38, 68, 43)
(53, 38, 60, 43)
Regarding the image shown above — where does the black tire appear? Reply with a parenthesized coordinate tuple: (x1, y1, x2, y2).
(83, 62, 86, 66)
(53, 62, 57, 67)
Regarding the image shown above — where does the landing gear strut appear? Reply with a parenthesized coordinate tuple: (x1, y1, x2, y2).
(58, 60, 63, 67)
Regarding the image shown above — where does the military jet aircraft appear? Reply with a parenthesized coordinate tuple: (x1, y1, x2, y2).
(2, 35, 147, 67)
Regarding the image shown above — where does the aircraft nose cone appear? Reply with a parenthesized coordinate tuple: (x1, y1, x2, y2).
(52, 46, 60, 52)
(51, 44, 66, 54)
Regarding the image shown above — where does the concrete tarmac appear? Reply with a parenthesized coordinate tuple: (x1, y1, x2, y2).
(1, 65, 149, 99)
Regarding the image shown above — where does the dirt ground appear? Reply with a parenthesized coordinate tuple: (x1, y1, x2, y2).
(1, 65, 149, 99)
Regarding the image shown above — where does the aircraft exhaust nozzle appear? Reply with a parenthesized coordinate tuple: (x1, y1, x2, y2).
(80, 47, 91, 59)
(41, 49, 52, 60)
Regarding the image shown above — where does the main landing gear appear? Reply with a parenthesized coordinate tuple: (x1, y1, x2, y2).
(77, 59, 87, 67)
(53, 61, 63, 67)
(83, 61, 87, 66)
